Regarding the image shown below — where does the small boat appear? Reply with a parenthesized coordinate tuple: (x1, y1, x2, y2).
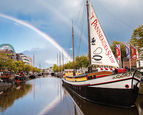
(51, 72, 55, 76)
(29, 74, 36, 79)
(62, 0, 142, 108)
(15, 74, 27, 83)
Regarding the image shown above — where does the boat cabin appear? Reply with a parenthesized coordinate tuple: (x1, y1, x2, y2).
(64, 67, 126, 82)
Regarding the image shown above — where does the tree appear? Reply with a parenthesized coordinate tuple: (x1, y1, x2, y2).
(0, 52, 41, 74)
(130, 25, 143, 51)
(75, 55, 88, 69)
(15, 60, 25, 72)
(53, 64, 58, 72)
(24, 64, 32, 74)
(32, 67, 40, 73)
(7, 59, 18, 73)
(0, 52, 9, 69)
(42, 69, 45, 73)
(65, 61, 74, 69)
(130, 25, 143, 60)
(53, 55, 89, 71)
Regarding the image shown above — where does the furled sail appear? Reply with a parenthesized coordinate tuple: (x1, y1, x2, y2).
(89, 3, 119, 67)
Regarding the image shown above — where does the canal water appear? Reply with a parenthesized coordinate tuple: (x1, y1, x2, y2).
(0, 76, 143, 115)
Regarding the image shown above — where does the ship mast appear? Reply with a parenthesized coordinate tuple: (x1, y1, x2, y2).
(86, 0, 92, 72)
(72, 21, 76, 76)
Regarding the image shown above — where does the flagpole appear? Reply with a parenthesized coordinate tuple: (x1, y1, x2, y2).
(129, 57, 131, 71)
(128, 44, 131, 71)
(120, 51, 122, 68)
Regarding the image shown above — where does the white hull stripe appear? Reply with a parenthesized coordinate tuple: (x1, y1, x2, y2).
(64, 77, 139, 87)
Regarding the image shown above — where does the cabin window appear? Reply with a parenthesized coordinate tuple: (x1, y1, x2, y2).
(125, 84, 129, 89)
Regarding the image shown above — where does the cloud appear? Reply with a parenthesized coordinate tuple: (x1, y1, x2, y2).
(89, 0, 143, 42)
(45, 60, 57, 65)
(23, 47, 59, 68)
(0, 0, 143, 68)
(0, 0, 87, 42)
(69, 48, 72, 51)
(0, 0, 83, 19)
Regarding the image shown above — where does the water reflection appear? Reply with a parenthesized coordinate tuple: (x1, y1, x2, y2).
(63, 86, 139, 115)
(136, 95, 143, 115)
(0, 84, 32, 112)
(42, 78, 83, 115)
(0, 77, 143, 115)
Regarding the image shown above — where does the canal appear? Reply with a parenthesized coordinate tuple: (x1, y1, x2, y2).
(0, 76, 143, 115)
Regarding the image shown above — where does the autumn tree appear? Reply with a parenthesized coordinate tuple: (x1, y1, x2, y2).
(15, 60, 25, 72)
(75, 55, 88, 69)
(0, 52, 9, 69)
(24, 64, 32, 74)
(53, 55, 89, 72)
(53, 64, 58, 72)
(130, 24, 143, 60)
(7, 59, 18, 73)
(130, 25, 143, 48)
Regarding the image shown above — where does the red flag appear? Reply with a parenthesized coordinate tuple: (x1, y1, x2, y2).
(116, 44, 121, 60)
(131, 45, 137, 60)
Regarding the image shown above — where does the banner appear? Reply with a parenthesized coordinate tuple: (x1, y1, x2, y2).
(89, 4, 119, 67)
(125, 43, 130, 59)
(116, 44, 121, 61)
(131, 45, 137, 60)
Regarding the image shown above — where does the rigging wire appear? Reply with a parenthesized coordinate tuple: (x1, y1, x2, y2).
(67, 0, 85, 62)
(73, 1, 85, 57)
(77, 4, 86, 57)
(68, 29, 72, 61)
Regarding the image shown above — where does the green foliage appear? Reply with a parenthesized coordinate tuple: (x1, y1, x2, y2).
(53, 64, 58, 72)
(15, 60, 25, 72)
(32, 67, 40, 73)
(64, 61, 73, 69)
(7, 59, 18, 73)
(24, 64, 32, 73)
(75, 55, 88, 69)
(0, 52, 40, 74)
(130, 25, 143, 49)
(42, 69, 45, 73)
(0, 53, 9, 69)
(53, 55, 89, 71)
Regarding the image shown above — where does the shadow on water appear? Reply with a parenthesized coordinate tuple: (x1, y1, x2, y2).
(63, 86, 141, 115)
(0, 83, 32, 112)
(136, 95, 143, 115)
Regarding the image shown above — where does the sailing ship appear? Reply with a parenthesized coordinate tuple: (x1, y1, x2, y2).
(62, 0, 142, 107)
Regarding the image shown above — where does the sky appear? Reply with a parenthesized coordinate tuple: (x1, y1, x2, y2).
(0, 0, 142, 68)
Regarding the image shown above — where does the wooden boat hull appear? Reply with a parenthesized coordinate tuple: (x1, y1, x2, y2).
(62, 81, 138, 107)
(62, 71, 141, 108)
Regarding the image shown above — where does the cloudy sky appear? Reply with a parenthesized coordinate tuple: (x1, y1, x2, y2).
(0, 0, 142, 68)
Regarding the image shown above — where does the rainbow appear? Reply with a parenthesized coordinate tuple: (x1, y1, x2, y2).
(0, 13, 72, 61)
(38, 94, 63, 115)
